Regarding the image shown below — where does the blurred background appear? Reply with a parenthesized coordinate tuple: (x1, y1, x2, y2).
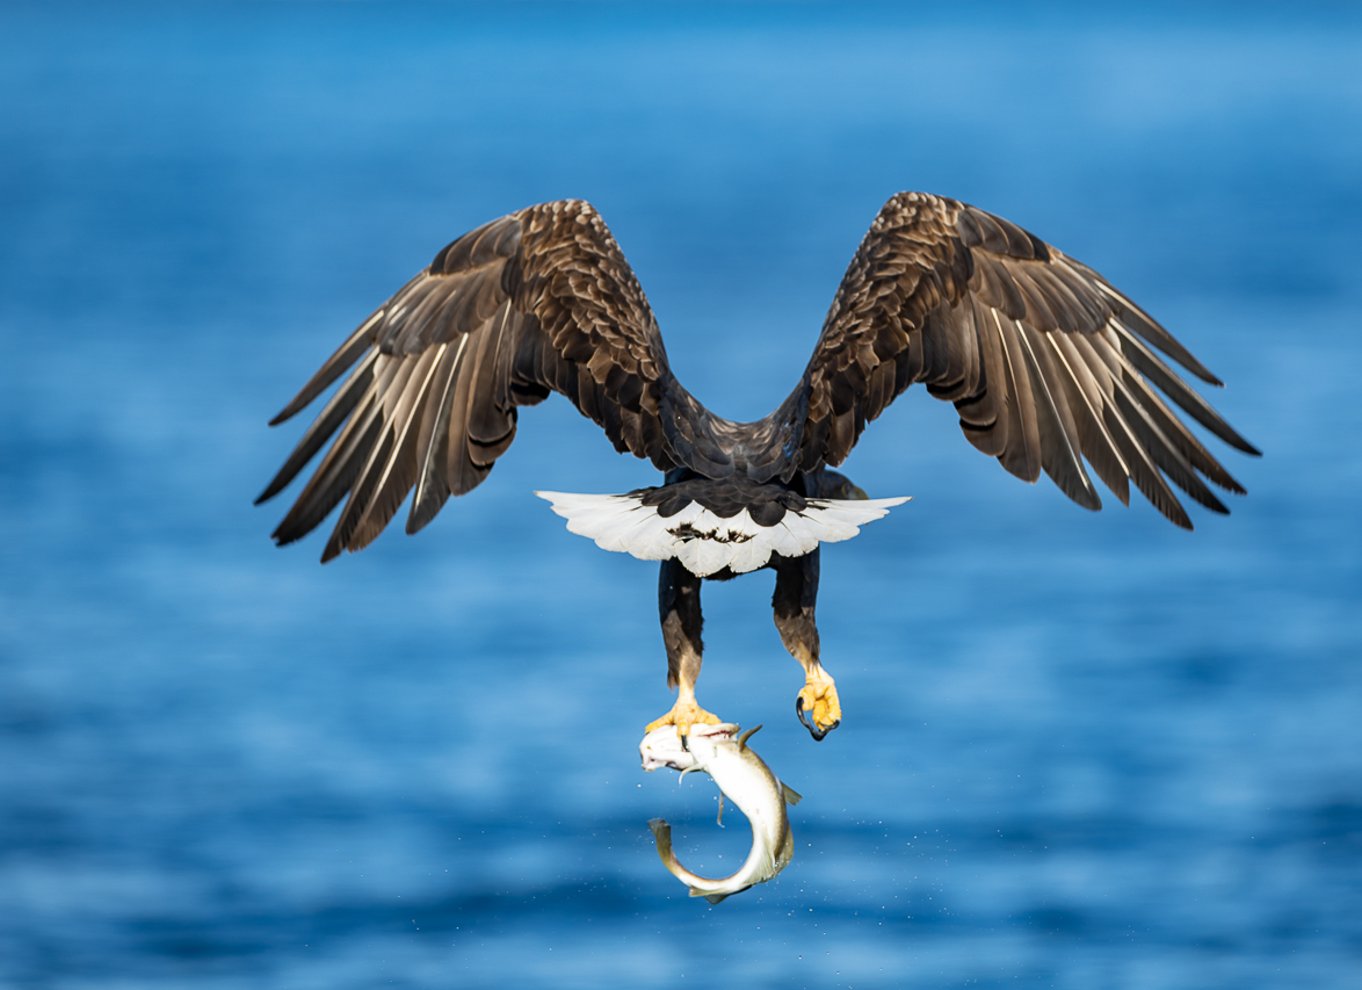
(2, 2, 1360, 987)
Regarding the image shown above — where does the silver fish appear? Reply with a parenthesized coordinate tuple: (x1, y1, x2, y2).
(640, 722, 802, 904)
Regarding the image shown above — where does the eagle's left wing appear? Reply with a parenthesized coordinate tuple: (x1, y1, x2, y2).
(776, 192, 1258, 527)
(257, 200, 728, 561)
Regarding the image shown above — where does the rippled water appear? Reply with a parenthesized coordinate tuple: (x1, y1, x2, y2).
(3, 3, 1360, 987)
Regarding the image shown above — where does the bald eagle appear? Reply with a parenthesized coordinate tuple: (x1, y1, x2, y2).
(258, 194, 1257, 740)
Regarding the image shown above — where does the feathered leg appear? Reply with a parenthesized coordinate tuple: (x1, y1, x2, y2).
(646, 557, 720, 737)
(773, 549, 841, 740)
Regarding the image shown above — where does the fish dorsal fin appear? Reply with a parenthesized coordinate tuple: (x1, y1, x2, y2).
(781, 782, 803, 806)
(737, 724, 764, 750)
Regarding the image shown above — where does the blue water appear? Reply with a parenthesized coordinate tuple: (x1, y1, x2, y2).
(3, 3, 1360, 987)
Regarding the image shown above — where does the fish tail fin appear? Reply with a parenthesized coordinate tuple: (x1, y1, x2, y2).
(653, 817, 727, 902)
(650, 817, 695, 881)
(648, 817, 673, 854)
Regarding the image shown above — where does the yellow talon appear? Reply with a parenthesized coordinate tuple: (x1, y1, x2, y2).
(646, 699, 721, 738)
(795, 669, 842, 741)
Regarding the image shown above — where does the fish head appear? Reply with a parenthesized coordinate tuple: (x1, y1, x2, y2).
(639, 722, 740, 773)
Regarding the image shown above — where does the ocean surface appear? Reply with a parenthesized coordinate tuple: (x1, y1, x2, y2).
(2, 3, 1360, 988)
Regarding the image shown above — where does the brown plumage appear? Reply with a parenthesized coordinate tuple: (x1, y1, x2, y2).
(258, 193, 1258, 563)
(778, 192, 1258, 526)
(258, 201, 731, 561)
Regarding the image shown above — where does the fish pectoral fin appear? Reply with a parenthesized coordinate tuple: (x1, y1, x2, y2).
(781, 782, 803, 806)
(716, 792, 725, 827)
(779, 826, 796, 865)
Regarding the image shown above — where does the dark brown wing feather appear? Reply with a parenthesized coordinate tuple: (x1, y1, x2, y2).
(258, 200, 730, 561)
(779, 191, 1258, 527)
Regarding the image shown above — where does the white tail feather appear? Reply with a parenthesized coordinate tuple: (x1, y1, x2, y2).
(535, 490, 909, 578)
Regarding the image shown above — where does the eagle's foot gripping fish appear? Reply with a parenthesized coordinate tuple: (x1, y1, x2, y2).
(640, 722, 802, 904)
(643, 697, 722, 737)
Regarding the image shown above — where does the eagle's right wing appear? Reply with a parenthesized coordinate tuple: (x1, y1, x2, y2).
(775, 192, 1258, 527)
(257, 200, 729, 561)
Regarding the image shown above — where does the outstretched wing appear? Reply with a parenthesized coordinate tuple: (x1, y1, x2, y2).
(780, 191, 1259, 527)
(258, 199, 730, 561)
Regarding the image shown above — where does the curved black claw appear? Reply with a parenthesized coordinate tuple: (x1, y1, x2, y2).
(795, 695, 839, 742)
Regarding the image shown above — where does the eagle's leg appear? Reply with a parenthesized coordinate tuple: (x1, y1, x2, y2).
(645, 557, 721, 737)
(773, 548, 841, 741)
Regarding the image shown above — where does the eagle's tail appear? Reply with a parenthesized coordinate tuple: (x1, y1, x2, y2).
(535, 484, 908, 579)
